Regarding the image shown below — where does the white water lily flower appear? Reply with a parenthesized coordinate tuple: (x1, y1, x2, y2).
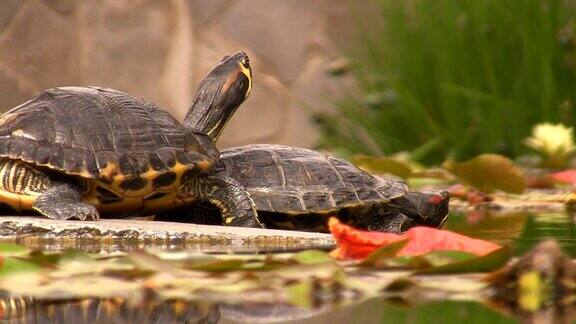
(524, 123, 576, 167)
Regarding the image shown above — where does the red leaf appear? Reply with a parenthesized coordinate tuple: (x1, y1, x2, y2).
(328, 218, 501, 260)
(550, 169, 576, 184)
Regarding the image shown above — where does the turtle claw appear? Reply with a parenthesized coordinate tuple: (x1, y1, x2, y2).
(72, 203, 100, 221)
(33, 182, 101, 221)
(34, 201, 100, 221)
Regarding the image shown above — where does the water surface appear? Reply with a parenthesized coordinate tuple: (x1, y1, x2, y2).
(1, 211, 574, 323)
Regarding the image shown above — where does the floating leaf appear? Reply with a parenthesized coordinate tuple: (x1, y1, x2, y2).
(328, 218, 502, 260)
(0, 274, 139, 300)
(353, 155, 413, 178)
(263, 263, 342, 282)
(419, 251, 476, 267)
(0, 258, 41, 277)
(417, 246, 511, 274)
(128, 251, 186, 276)
(359, 240, 409, 266)
(357, 243, 510, 273)
(188, 259, 246, 272)
(443, 154, 526, 194)
(292, 250, 333, 265)
(287, 281, 314, 308)
(0, 243, 28, 257)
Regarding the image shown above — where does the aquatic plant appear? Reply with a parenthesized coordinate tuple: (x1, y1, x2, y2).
(317, 0, 576, 165)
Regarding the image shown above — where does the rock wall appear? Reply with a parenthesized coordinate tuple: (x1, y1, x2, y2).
(0, 0, 357, 148)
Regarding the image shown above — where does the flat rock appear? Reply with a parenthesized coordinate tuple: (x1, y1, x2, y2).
(0, 217, 335, 253)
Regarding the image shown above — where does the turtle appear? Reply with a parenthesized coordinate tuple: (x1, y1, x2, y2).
(0, 51, 263, 228)
(159, 144, 449, 233)
(158, 53, 451, 233)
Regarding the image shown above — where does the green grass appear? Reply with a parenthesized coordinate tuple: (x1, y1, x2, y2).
(317, 0, 576, 165)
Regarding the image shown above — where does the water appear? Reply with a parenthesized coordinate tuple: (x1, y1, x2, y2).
(344, 210, 576, 324)
(0, 296, 553, 323)
(445, 211, 576, 257)
(0, 211, 574, 323)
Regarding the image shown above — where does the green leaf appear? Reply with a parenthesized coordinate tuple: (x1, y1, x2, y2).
(416, 246, 512, 274)
(443, 154, 526, 194)
(0, 258, 41, 277)
(0, 243, 28, 257)
(381, 255, 432, 268)
(263, 263, 343, 284)
(359, 240, 409, 266)
(420, 251, 478, 267)
(287, 281, 314, 308)
(353, 155, 413, 179)
(187, 259, 248, 272)
(292, 250, 333, 265)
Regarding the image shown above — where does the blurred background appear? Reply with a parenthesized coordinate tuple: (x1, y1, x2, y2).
(0, 0, 575, 165)
(0, 2, 575, 321)
(0, 0, 357, 149)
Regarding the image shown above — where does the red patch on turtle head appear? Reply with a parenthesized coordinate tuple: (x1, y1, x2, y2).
(427, 193, 446, 205)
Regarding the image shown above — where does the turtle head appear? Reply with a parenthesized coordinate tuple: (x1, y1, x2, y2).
(404, 191, 450, 228)
(356, 190, 450, 233)
(184, 51, 252, 141)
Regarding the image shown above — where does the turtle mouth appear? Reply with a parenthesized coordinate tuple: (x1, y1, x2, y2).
(432, 197, 450, 227)
(427, 191, 450, 206)
(425, 190, 450, 227)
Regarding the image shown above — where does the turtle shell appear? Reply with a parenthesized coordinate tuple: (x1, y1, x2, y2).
(215, 144, 408, 214)
(0, 87, 218, 185)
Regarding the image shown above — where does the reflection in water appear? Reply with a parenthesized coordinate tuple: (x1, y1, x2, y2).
(445, 211, 576, 257)
(2, 297, 573, 324)
(0, 211, 573, 323)
(5, 239, 334, 255)
(0, 298, 378, 324)
(0, 298, 220, 324)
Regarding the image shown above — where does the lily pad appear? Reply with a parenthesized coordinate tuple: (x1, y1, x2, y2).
(292, 250, 334, 265)
(416, 246, 512, 274)
(329, 218, 502, 260)
(359, 240, 409, 267)
(287, 281, 315, 308)
(443, 154, 526, 194)
(0, 243, 28, 257)
(188, 259, 247, 272)
(0, 258, 41, 277)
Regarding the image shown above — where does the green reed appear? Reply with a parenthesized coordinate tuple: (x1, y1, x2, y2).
(317, 0, 576, 164)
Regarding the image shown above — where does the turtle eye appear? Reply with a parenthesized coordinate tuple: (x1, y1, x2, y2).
(241, 58, 250, 69)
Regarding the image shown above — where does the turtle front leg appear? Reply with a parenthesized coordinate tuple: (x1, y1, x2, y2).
(180, 174, 263, 228)
(33, 181, 99, 221)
